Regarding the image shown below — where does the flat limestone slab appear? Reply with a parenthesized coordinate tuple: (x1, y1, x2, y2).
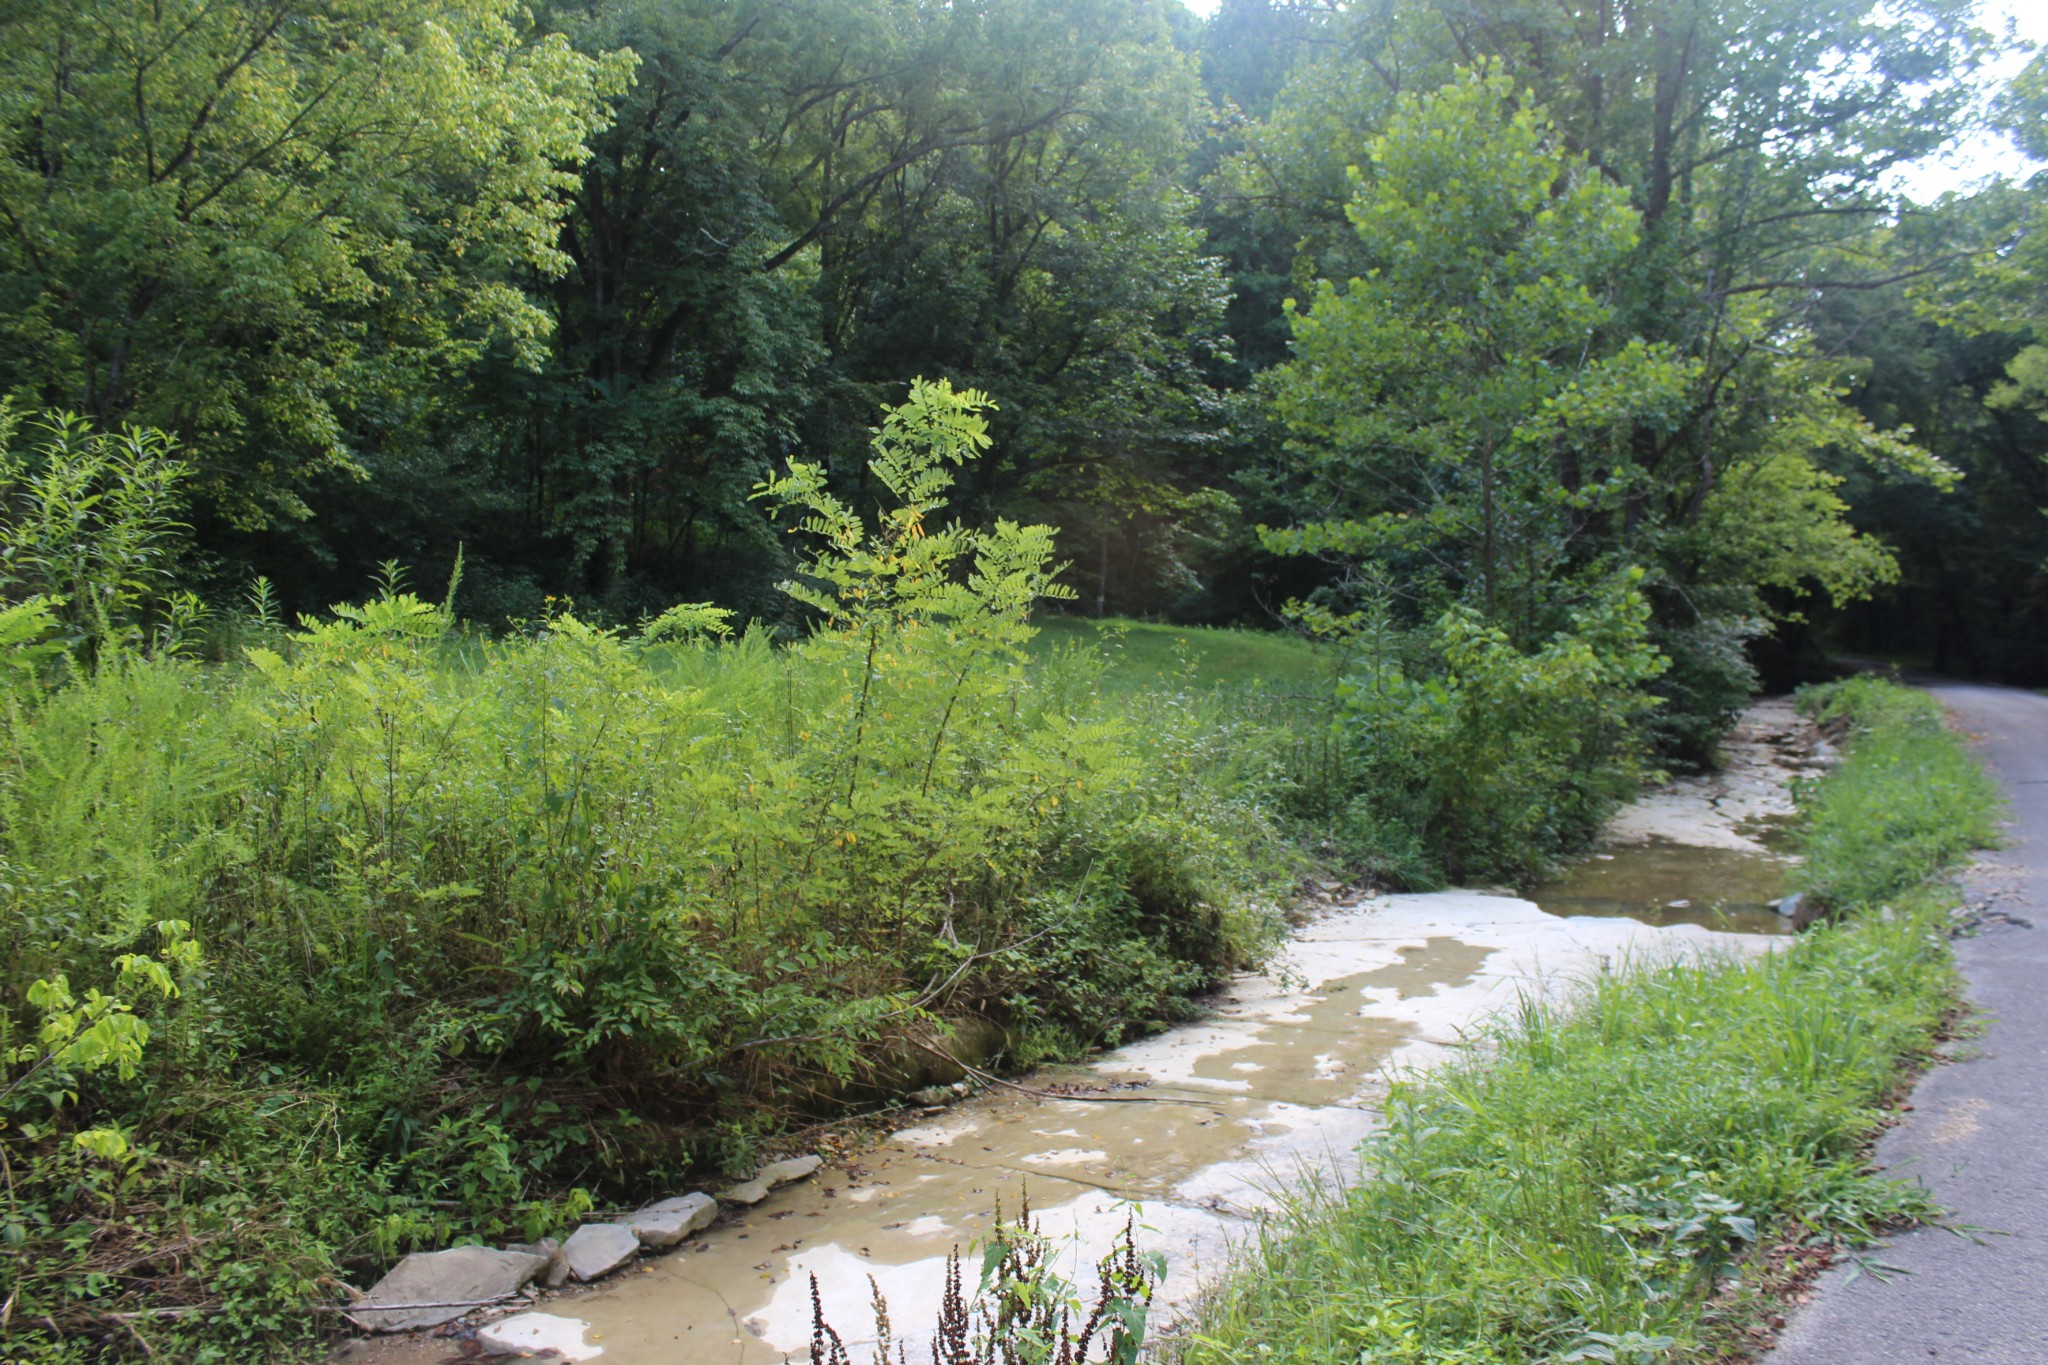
(562, 1223, 641, 1282)
(350, 1246, 548, 1332)
(623, 1193, 717, 1247)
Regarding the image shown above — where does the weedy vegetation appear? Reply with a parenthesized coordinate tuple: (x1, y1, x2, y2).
(0, 388, 1942, 1363)
(1178, 677, 1997, 1365)
(810, 1201, 1162, 1365)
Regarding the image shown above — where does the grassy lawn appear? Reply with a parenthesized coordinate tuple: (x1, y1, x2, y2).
(1029, 616, 1329, 692)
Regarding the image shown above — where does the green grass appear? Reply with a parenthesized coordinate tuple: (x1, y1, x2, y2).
(1181, 678, 1994, 1365)
(1796, 677, 2005, 909)
(1028, 616, 1328, 692)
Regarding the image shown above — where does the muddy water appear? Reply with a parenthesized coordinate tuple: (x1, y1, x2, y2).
(348, 898, 1775, 1365)
(1530, 838, 1794, 936)
(348, 702, 1817, 1365)
(1528, 697, 1816, 937)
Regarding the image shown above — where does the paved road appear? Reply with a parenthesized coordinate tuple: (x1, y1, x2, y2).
(1771, 683, 2048, 1365)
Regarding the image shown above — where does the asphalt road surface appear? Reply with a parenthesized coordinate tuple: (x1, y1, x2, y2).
(1770, 683, 2048, 1365)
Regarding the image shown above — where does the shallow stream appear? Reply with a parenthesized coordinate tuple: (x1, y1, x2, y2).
(348, 701, 1820, 1365)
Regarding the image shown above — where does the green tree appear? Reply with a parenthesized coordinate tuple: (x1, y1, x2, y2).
(0, 0, 630, 526)
(1262, 73, 1697, 636)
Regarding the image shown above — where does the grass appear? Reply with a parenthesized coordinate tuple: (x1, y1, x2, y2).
(1028, 616, 1329, 692)
(1180, 678, 1997, 1365)
(1795, 677, 2005, 910)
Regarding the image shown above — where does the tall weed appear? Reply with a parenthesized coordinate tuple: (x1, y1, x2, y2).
(0, 388, 1292, 1357)
(1796, 677, 2003, 909)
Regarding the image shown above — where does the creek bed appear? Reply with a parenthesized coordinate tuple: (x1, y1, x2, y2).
(1530, 836, 1796, 936)
(343, 702, 1820, 1365)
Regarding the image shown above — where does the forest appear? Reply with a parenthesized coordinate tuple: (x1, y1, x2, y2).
(4, 0, 2042, 684)
(0, 0, 2044, 1358)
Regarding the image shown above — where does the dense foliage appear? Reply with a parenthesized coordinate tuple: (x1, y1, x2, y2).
(4, 0, 2031, 702)
(2, 0, 2043, 1356)
(0, 388, 1297, 1359)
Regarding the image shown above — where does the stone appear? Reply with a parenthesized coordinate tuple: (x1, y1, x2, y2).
(907, 1085, 956, 1108)
(1776, 891, 1806, 919)
(477, 1311, 604, 1362)
(350, 1246, 548, 1333)
(720, 1153, 823, 1206)
(505, 1237, 565, 1287)
(623, 1192, 718, 1247)
(562, 1222, 641, 1282)
(758, 1154, 823, 1186)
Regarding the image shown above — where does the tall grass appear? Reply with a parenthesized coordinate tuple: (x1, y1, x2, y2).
(0, 389, 1308, 1360)
(1795, 677, 2004, 909)
(1183, 678, 1994, 1365)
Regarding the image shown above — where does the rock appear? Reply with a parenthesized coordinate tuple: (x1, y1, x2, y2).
(505, 1237, 565, 1287)
(907, 1085, 956, 1108)
(350, 1246, 549, 1332)
(759, 1154, 823, 1186)
(720, 1154, 822, 1206)
(562, 1223, 641, 1282)
(1775, 892, 1805, 919)
(477, 1311, 604, 1362)
(623, 1193, 718, 1248)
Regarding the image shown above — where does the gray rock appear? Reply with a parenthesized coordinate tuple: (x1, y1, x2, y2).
(907, 1085, 956, 1108)
(505, 1237, 565, 1286)
(1776, 891, 1806, 919)
(350, 1246, 548, 1332)
(623, 1193, 718, 1247)
(720, 1153, 823, 1206)
(758, 1154, 823, 1186)
(562, 1223, 641, 1282)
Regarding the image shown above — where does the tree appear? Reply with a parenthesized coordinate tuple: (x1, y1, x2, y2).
(0, 0, 631, 527)
(450, 0, 1234, 620)
(1262, 73, 1696, 636)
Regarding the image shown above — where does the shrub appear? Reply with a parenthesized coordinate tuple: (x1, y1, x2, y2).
(1330, 570, 1666, 885)
(0, 384, 1290, 1357)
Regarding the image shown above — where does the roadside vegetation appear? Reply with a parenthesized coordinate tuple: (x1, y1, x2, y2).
(1182, 677, 2000, 1365)
(0, 386, 1683, 1360)
(4, 1, 2043, 1360)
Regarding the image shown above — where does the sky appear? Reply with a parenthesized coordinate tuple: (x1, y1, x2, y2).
(1891, 0, 2046, 199)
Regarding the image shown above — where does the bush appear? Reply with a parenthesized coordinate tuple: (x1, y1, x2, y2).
(1328, 570, 1666, 886)
(0, 384, 1291, 1358)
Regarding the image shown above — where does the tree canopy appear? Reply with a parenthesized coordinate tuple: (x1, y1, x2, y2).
(0, 0, 2040, 693)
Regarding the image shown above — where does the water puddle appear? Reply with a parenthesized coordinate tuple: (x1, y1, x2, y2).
(1530, 837, 1795, 936)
